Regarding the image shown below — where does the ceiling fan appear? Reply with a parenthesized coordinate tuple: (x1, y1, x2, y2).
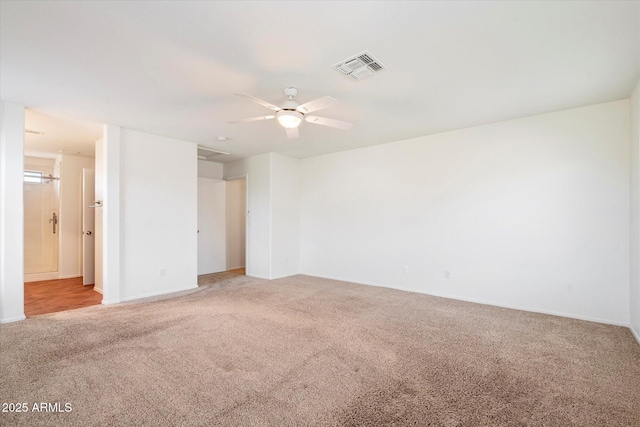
(230, 87, 353, 139)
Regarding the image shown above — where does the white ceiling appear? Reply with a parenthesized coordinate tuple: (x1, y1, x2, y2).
(23, 109, 101, 158)
(1, 1, 638, 163)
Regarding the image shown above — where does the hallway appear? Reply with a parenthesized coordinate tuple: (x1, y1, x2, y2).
(24, 277, 102, 317)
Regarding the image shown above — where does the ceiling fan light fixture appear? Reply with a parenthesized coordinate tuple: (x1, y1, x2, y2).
(276, 110, 303, 129)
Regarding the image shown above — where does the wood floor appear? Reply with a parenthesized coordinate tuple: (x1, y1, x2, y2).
(24, 277, 102, 317)
(26, 269, 245, 317)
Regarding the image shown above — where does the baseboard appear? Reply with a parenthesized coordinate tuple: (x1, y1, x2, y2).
(120, 285, 198, 303)
(302, 273, 630, 328)
(247, 273, 271, 280)
(270, 272, 299, 280)
(24, 273, 82, 282)
(631, 324, 640, 346)
(102, 299, 121, 305)
(93, 287, 103, 295)
(0, 314, 26, 324)
(24, 272, 60, 282)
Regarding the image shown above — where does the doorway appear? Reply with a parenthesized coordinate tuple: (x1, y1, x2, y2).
(196, 175, 247, 287)
(226, 177, 246, 272)
(23, 154, 100, 316)
(197, 177, 227, 275)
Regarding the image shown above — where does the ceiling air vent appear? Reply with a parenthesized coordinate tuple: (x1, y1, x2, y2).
(332, 51, 386, 81)
(198, 146, 229, 162)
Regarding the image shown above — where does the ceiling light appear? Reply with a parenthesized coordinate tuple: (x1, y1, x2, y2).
(276, 110, 303, 129)
(217, 136, 229, 142)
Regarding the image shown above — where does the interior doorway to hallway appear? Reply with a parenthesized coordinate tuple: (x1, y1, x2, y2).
(196, 174, 247, 281)
(22, 109, 103, 317)
(226, 177, 247, 272)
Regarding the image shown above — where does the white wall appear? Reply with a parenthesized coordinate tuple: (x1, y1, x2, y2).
(24, 156, 55, 168)
(224, 153, 271, 278)
(57, 154, 94, 278)
(119, 128, 198, 300)
(301, 100, 630, 325)
(270, 153, 301, 279)
(226, 178, 246, 270)
(630, 79, 640, 341)
(101, 126, 121, 304)
(224, 153, 301, 279)
(0, 101, 25, 323)
(198, 160, 223, 179)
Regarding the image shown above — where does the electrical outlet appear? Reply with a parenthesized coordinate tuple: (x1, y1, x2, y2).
(444, 270, 450, 279)
(160, 268, 166, 277)
(402, 266, 409, 274)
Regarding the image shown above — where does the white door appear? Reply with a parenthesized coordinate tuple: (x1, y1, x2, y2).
(198, 178, 227, 275)
(94, 138, 104, 294)
(24, 165, 59, 275)
(82, 168, 95, 285)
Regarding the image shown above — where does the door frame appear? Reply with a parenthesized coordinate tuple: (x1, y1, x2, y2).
(82, 168, 95, 285)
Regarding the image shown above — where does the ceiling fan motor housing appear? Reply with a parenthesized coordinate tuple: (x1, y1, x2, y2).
(283, 87, 298, 98)
(281, 100, 299, 110)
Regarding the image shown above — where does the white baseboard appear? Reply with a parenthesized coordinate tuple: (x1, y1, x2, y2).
(631, 324, 640, 346)
(24, 272, 60, 282)
(270, 272, 299, 280)
(301, 273, 630, 328)
(120, 285, 198, 303)
(93, 287, 103, 294)
(246, 273, 271, 280)
(0, 314, 26, 324)
(24, 273, 83, 282)
(101, 299, 121, 305)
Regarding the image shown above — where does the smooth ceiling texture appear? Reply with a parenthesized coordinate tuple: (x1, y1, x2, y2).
(1, 1, 638, 162)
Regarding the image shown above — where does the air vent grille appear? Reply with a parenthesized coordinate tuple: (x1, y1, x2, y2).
(332, 51, 386, 81)
(198, 146, 229, 162)
(25, 129, 45, 135)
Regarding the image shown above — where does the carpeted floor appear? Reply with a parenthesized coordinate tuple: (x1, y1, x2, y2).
(198, 268, 246, 288)
(1, 274, 639, 426)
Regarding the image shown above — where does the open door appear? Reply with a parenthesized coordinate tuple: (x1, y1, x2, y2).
(82, 168, 95, 285)
(198, 178, 227, 275)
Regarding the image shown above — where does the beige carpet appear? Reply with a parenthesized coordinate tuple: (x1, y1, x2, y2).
(1, 274, 639, 426)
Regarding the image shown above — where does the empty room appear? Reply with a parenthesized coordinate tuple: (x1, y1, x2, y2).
(1, 1, 639, 426)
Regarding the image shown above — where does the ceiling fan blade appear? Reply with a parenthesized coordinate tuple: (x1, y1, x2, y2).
(235, 93, 281, 111)
(296, 96, 338, 114)
(229, 115, 275, 124)
(286, 127, 299, 139)
(305, 116, 353, 130)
